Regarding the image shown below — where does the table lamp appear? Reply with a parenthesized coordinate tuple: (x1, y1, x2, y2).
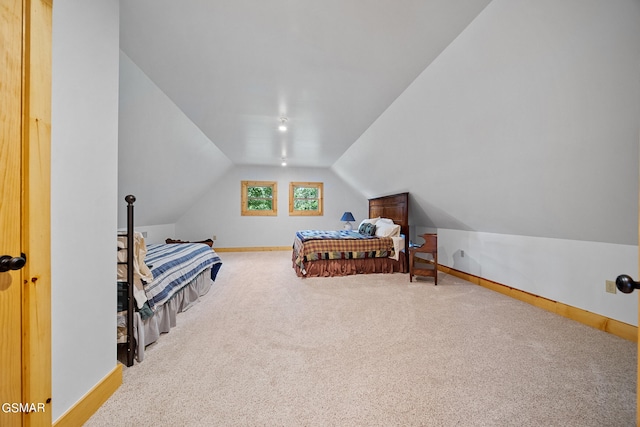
(340, 212, 355, 230)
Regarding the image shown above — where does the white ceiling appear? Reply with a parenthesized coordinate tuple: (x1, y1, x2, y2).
(119, 0, 492, 168)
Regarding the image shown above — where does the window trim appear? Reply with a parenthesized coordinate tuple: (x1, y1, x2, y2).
(289, 182, 323, 216)
(241, 180, 278, 216)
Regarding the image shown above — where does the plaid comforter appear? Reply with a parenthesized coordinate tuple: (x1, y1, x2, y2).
(293, 230, 395, 269)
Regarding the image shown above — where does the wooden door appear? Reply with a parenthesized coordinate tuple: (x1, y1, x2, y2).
(1, 1, 26, 425)
(0, 1, 52, 426)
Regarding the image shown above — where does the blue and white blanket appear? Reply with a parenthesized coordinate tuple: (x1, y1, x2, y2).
(143, 243, 221, 310)
(295, 229, 375, 242)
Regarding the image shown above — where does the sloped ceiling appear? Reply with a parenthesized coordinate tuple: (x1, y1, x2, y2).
(119, 0, 492, 168)
(118, 0, 640, 246)
(333, 0, 640, 245)
(118, 52, 233, 227)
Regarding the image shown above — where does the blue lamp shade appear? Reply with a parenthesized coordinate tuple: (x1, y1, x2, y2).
(340, 212, 355, 230)
(340, 212, 355, 222)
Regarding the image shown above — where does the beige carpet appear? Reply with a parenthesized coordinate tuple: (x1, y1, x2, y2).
(86, 251, 636, 426)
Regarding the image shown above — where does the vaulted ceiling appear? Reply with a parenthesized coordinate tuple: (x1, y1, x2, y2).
(118, 1, 640, 246)
(120, 0, 492, 168)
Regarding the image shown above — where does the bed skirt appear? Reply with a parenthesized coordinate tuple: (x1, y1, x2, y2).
(128, 267, 213, 363)
(292, 251, 406, 277)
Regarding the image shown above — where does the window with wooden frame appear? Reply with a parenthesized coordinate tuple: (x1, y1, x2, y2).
(241, 181, 278, 216)
(289, 182, 323, 216)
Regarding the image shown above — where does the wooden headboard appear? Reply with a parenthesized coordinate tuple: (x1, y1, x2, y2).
(369, 192, 409, 256)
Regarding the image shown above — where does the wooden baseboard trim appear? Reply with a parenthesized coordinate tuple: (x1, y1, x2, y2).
(214, 246, 291, 252)
(438, 265, 637, 342)
(53, 363, 122, 427)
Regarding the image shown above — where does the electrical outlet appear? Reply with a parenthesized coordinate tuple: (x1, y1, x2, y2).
(212, 235, 217, 241)
(461, 250, 465, 257)
(605, 280, 617, 294)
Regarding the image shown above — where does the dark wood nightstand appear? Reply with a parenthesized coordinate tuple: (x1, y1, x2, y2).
(409, 233, 437, 284)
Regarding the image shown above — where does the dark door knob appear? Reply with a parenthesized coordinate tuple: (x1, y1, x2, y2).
(0, 253, 26, 273)
(615, 274, 640, 294)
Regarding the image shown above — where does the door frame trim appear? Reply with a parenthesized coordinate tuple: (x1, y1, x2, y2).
(22, 0, 53, 424)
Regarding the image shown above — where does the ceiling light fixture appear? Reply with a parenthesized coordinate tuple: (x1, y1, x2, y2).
(281, 157, 287, 166)
(278, 117, 288, 132)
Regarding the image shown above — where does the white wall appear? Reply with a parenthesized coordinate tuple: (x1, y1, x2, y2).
(333, 0, 640, 325)
(176, 165, 369, 248)
(437, 229, 638, 325)
(334, 0, 640, 245)
(118, 52, 234, 228)
(125, 223, 177, 245)
(51, 0, 119, 421)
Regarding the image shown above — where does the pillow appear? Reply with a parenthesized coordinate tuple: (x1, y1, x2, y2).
(374, 222, 401, 237)
(376, 218, 395, 225)
(358, 222, 376, 236)
(357, 217, 380, 230)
